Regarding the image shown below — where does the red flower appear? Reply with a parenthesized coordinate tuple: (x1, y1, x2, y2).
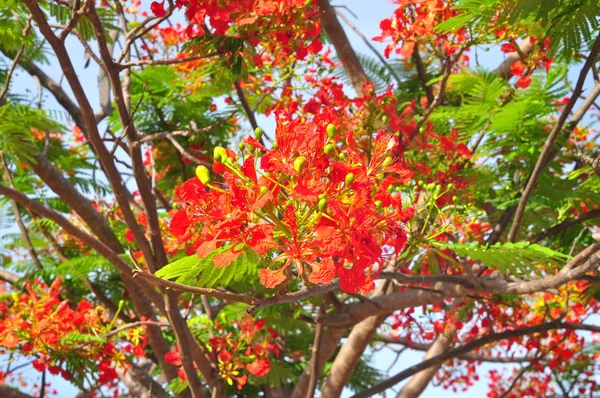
(500, 43, 517, 53)
(516, 76, 532, 89)
(509, 60, 525, 77)
(247, 358, 271, 377)
(165, 351, 182, 366)
(150, 1, 167, 17)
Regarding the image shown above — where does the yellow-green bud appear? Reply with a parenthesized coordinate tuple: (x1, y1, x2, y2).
(345, 172, 355, 187)
(293, 156, 307, 172)
(238, 142, 246, 151)
(375, 200, 383, 208)
(387, 185, 394, 193)
(318, 197, 328, 211)
(382, 156, 393, 168)
(272, 142, 279, 149)
(260, 186, 269, 195)
(417, 180, 424, 187)
(172, 202, 178, 210)
(318, 193, 326, 200)
(382, 115, 388, 123)
(254, 127, 263, 141)
(324, 143, 335, 155)
(447, 183, 455, 190)
(326, 123, 337, 138)
(214, 146, 227, 163)
(195, 165, 211, 185)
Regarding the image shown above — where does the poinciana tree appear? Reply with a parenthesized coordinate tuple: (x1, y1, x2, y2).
(1, 0, 600, 397)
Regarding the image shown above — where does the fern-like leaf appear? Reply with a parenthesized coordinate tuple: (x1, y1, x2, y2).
(156, 246, 260, 288)
(437, 241, 570, 276)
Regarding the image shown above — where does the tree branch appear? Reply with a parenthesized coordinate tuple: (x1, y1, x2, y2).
(531, 209, 600, 243)
(351, 321, 600, 398)
(317, 0, 368, 92)
(507, 32, 600, 242)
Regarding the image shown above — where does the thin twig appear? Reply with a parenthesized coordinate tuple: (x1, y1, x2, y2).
(507, 32, 600, 242)
(306, 300, 326, 398)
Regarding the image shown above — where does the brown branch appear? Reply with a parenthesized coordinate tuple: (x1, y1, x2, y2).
(0, 182, 165, 310)
(0, 44, 25, 103)
(102, 321, 170, 340)
(118, 52, 220, 69)
(408, 53, 460, 141)
(351, 321, 600, 398)
(318, 241, 600, 328)
(135, 123, 224, 145)
(21, 0, 156, 271)
(0, 269, 20, 284)
(133, 268, 257, 305)
(495, 39, 534, 79)
(531, 209, 600, 243)
(412, 45, 435, 105)
(0, 385, 36, 398)
(507, 32, 600, 242)
(167, 135, 211, 166)
(1, 153, 44, 270)
(234, 81, 259, 130)
(317, 0, 368, 92)
(306, 302, 325, 398)
(58, 0, 89, 41)
(335, 9, 403, 86)
(377, 336, 532, 363)
(291, 328, 347, 398)
(395, 324, 456, 398)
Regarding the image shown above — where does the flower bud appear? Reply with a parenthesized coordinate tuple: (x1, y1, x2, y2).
(382, 156, 393, 168)
(318, 193, 326, 200)
(254, 127, 263, 141)
(324, 143, 335, 155)
(375, 200, 383, 208)
(345, 172, 355, 187)
(293, 156, 306, 172)
(447, 183, 455, 190)
(318, 197, 328, 211)
(382, 115, 388, 123)
(260, 186, 269, 195)
(326, 123, 337, 138)
(238, 142, 246, 151)
(195, 165, 211, 185)
(272, 142, 279, 149)
(213, 146, 227, 163)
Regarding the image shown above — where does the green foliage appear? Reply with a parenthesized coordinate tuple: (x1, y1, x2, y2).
(437, 241, 571, 276)
(55, 255, 110, 280)
(156, 245, 260, 288)
(0, 103, 63, 162)
(334, 53, 407, 93)
(345, 356, 385, 393)
(436, 0, 600, 60)
(45, 3, 120, 42)
(183, 33, 247, 78)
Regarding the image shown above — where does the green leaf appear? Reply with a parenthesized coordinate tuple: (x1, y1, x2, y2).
(156, 246, 260, 289)
(436, 241, 571, 276)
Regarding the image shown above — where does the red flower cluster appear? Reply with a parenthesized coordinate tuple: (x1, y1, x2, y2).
(0, 277, 144, 386)
(169, 111, 414, 293)
(504, 37, 552, 89)
(165, 316, 279, 389)
(374, 0, 466, 58)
